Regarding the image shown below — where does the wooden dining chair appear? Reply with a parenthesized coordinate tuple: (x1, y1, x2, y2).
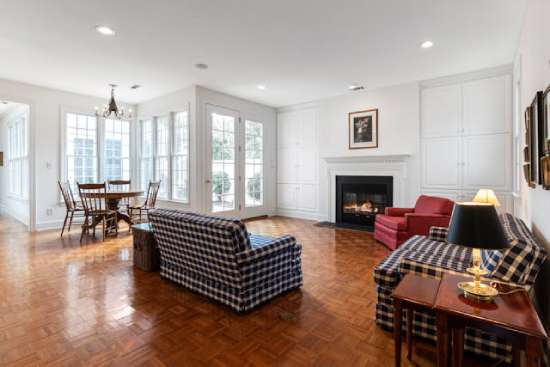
(78, 182, 118, 242)
(108, 180, 131, 211)
(58, 181, 85, 237)
(129, 181, 161, 224)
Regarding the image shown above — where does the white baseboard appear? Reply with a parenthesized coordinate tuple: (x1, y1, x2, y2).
(35, 217, 85, 232)
(275, 208, 327, 221)
(1, 209, 29, 227)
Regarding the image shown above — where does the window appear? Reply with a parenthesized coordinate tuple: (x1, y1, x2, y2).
(245, 120, 263, 207)
(65, 113, 98, 192)
(172, 112, 189, 202)
(104, 118, 130, 180)
(7, 112, 28, 198)
(63, 112, 132, 193)
(140, 119, 154, 190)
(138, 111, 190, 203)
(211, 113, 236, 212)
(155, 116, 170, 199)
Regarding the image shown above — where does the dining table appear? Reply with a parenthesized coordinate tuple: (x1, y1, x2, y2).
(79, 190, 144, 230)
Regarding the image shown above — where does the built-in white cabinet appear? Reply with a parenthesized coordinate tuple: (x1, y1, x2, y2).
(422, 137, 461, 188)
(276, 107, 319, 216)
(421, 84, 461, 138)
(421, 72, 514, 213)
(462, 76, 511, 135)
(462, 134, 511, 191)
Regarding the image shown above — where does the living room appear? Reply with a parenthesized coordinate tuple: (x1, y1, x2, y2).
(0, 0, 549, 366)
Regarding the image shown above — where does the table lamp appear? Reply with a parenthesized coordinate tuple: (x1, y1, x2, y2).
(446, 202, 509, 302)
(473, 189, 500, 207)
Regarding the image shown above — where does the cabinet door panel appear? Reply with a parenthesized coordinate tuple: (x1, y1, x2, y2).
(300, 108, 318, 149)
(277, 148, 298, 182)
(277, 184, 297, 210)
(421, 85, 461, 138)
(462, 75, 510, 135)
(277, 111, 300, 148)
(422, 137, 460, 188)
(462, 134, 511, 191)
(298, 149, 317, 183)
(297, 184, 317, 211)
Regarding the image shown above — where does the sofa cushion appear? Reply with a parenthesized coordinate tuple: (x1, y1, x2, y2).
(428, 226, 449, 242)
(414, 195, 454, 215)
(482, 213, 547, 285)
(376, 214, 407, 231)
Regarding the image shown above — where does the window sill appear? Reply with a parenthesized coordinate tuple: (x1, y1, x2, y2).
(157, 198, 191, 206)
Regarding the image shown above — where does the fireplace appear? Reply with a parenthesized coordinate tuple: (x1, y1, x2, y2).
(335, 175, 393, 230)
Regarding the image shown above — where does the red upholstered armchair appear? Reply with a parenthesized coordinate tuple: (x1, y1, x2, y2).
(374, 195, 454, 250)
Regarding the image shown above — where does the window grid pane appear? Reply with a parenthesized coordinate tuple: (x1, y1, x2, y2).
(245, 120, 263, 207)
(140, 120, 153, 190)
(212, 113, 235, 213)
(65, 113, 97, 193)
(155, 116, 170, 198)
(172, 112, 189, 202)
(104, 119, 130, 181)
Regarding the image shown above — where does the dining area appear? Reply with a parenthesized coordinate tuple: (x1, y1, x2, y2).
(58, 180, 160, 242)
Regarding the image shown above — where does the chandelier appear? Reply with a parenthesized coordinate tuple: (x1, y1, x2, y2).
(95, 84, 132, 119)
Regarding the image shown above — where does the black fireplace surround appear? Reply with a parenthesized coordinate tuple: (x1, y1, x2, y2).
(335, 175, 393, 231)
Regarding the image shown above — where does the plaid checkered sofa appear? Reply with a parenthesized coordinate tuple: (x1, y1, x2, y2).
(148, 209, 303, 312)
(373, 213, 547, 362)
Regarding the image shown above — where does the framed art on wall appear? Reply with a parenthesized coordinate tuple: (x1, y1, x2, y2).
(524, 106, 535, 187)
(348, 108, 378, 149)
(532, 91, 544, 184)
(543, 85, 550, 155)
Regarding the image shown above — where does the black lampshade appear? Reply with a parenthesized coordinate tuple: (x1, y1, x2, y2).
(446, 203, 509, 250)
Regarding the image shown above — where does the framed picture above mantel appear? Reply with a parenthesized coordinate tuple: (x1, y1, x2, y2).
(348, 108, 378, 149)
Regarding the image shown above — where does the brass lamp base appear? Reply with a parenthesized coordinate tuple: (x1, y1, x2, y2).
(457, 281, 498, 303)
(457, 248, 499, 303)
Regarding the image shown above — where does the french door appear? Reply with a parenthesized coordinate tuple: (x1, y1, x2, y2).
(205, 104, 265, 218)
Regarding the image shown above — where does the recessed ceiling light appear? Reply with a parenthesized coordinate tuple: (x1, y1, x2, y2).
(420, 40, 434, 49)
(348, 85, 364, 91)
(195, 63, 209, 70)
(95, 25, 116, 36)
(257, 85, 266, 91)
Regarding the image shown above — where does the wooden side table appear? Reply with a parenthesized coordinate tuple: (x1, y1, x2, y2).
(132, 223, 160, 272)
(434, 273, 548, 367)
(392, 274, 441, 367)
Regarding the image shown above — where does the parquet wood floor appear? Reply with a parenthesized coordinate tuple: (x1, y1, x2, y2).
(0, 215, 491, 366)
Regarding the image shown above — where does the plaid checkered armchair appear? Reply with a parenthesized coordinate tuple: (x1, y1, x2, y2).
(373, 213, 547, 362)
(148, 209, 303, 312)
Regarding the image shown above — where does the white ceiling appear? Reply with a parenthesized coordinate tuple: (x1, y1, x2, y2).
(0, 0, 526, 107)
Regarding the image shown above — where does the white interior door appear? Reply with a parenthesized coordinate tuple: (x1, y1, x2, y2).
(206, 105, 240, 216)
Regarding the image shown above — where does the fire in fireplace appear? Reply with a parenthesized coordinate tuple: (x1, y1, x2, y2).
(336, 175, 393, 231)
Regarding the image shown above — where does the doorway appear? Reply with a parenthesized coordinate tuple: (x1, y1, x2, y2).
(0, 100, 32, 230)
(205, 104, 265, 218)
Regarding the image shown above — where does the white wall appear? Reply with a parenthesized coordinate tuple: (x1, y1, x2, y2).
(135, 85, 278, 217)
(0, 104, 30, 225)
(278, 82, 420, 220)
(0, 78, 134, 230)
(515, 0, 550, 244)
(514, 0, 550, 336)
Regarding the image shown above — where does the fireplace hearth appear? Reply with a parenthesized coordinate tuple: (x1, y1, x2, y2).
(335, 175, 393, 231)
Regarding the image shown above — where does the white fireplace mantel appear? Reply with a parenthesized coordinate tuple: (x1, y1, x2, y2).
(323, 154, 411, 223)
